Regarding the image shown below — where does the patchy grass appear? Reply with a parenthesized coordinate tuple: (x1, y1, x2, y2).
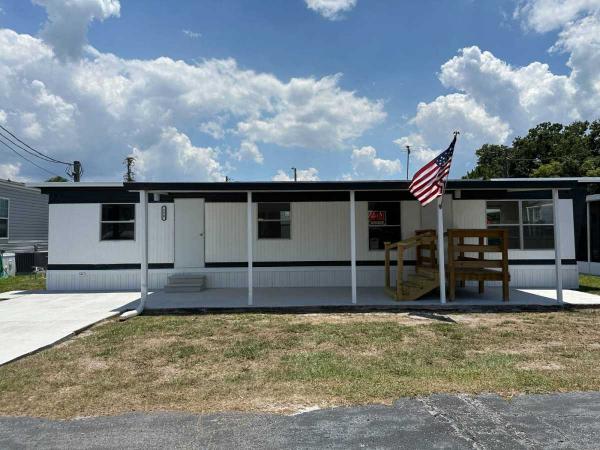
(0, 274, 45, 294)
(0, 310, 600, 419)
(579, 274, 600, 296)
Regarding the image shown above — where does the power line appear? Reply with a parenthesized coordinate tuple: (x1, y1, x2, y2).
(0, 124, 71, 166)
(0, 135, 62, 178)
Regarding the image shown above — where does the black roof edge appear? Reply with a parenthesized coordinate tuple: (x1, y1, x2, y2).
(123, 179, 579, 192)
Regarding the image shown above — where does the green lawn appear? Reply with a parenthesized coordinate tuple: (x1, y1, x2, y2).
(1, 309, 599, 419)
(0, 274, 45, 293)
(579, 274, 600, 296)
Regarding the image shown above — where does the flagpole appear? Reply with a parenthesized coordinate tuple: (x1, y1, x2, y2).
(436, 195, 446, 304)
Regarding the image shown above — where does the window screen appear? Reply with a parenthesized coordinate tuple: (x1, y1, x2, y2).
(258, 203, 290, 239)
(368, 202, 401, 250)
(101, 204, 135, 240)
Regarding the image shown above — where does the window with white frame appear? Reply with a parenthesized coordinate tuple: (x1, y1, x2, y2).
(258, 203, 290, 239)
(0, 198, 8, 239)
(486, 200, 554, 249)
(100, 204, 135, 240)
(368, 202, 401, 250)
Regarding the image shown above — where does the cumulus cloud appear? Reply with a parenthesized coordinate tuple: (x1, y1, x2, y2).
(272, 167, 320, 181)
(304, 0, 357, 20)
(0, 9, 384, 181)
(349, 146, 402, 179)
(0, 163, 22, 180)
(232, 141, 264, 164)
(32, 0, 120, 60)
(396, 0, 600, 173)
(132, 127, 224, 181)
(514, 0, 600, 32)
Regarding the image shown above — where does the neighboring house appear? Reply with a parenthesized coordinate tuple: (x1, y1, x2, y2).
(34, 178, 583, 297)
(0, 179, 48, 259)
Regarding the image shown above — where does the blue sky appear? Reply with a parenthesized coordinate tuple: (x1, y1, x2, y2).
(0, 0, 598, 182)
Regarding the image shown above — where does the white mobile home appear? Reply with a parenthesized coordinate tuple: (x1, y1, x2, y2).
(34, 178, 582, 306)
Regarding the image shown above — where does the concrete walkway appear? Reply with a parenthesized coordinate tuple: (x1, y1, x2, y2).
(1, 392, 599, 449)
(0, 291, 139, 366)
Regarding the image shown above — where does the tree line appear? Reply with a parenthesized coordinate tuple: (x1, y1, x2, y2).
(464, 120, 600, 179)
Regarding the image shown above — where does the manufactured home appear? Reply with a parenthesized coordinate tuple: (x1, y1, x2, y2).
(32, 178, 591, 306)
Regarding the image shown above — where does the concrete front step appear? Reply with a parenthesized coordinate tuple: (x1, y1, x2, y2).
(164, 284, 207, 293)
(165, 273, 207, 292)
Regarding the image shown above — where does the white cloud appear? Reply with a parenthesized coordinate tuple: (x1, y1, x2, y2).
(237, 74, 385, 149)
(396, 1, 600, 173)
(233, 141, 264, 164)
(0, 163, 22, 180)
(272, 167, 320, 181)
(349, 146, 402, 179)
(0, 11, 384, 181)
(199, 119, 226, 139)
(304, 0, 357, 20)
(394, 134, 437, 162)
(514, 0, 600, 32)
(132, 127, 224, 181)
(182, 29, 201, 39)
(32, 0, 121, 60)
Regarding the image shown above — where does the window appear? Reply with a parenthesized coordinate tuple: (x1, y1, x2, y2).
(368, 202, 401, 250)
(101, 204, 135, 240)
(0, 198, 8, 239)
(258, 203, 290, 239)
(486, 200, 554, 250)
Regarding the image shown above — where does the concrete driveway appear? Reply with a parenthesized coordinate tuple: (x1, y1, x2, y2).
(0, 291, 139, 365)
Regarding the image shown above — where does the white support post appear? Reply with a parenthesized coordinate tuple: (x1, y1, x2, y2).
(140, 190, 149, 311)
(247, 191, 253, 306)
(552, 188, 563, 304)
(350, 190, 357, 304)
(587, 201, 591, 274)
(436, 196, 446, 304)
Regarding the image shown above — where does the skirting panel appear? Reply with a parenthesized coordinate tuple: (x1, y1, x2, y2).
(46, 264, 579, 291)
(579, 261, 600, 276)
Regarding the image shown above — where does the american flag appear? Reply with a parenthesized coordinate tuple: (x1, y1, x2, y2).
(409, 135, 457, 206)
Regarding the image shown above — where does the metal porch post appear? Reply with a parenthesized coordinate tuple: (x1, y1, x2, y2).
(140, 190, 148, 310)
(552, 188, 563, 304)
(350, 190, 357, 304)
(247, 191, 253, 306)
(437, 196, 446, 304)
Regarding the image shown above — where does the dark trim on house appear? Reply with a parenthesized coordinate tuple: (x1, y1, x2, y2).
(204, 259, 577, 268)
(125, 179, 579, 192)
(457, 190, 573, 200)
(45, 189, 173, 204)
(47, 263, 174, 270)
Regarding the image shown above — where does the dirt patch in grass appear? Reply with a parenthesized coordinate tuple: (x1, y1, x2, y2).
(1, 309, 600, 419)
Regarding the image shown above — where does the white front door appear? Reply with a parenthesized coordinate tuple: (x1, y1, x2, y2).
(175, 198, 205, 268)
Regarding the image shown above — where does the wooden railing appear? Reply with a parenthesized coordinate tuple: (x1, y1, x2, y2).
(384, 230, 437, 299)
(447, 228, 510, 302)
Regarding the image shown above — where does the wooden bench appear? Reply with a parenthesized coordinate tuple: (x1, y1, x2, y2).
(446, 228, 510, 302)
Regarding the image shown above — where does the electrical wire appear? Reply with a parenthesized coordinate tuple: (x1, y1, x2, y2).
(0, 124, 71, 166)
(0, 135, 63, 178)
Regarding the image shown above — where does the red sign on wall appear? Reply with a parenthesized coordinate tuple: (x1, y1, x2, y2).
(368, 210, 386, 225)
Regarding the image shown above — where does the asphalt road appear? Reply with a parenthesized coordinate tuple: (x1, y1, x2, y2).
(2, 392, 599, 449)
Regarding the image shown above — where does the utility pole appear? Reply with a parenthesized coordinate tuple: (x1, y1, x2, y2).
(405, 146, 411, 180)
(123, 156, 135, 182)
(291, 167, 297, 182)
(72, 161, 82, 182)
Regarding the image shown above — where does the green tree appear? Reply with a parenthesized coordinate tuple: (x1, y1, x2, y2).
(45, 176, 68, 182)
(465, 119, 600, 179)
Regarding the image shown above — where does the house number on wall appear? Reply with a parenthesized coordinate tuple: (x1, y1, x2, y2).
(161, 205, 167, 221)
